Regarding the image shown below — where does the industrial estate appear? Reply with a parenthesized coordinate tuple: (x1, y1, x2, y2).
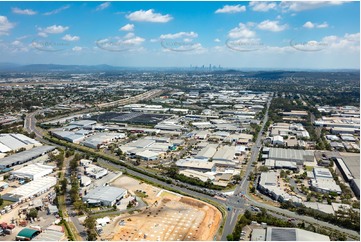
(0, 67, 359, 242)
(0, 1, 359, 242)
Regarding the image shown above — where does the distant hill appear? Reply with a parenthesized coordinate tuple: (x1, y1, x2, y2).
(0, 63, 127, 72)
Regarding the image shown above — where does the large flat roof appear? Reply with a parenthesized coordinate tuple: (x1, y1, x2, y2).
(0, 145, 56, 168)
(268, 148, 314, 162)
(0, 133, 40, 152)
(266, 227, 330, 241)
(3, 176, 57, 201)
(339, 153, 360, 179)
(213, 146, 235, 161)
(83, 186, 127, 203)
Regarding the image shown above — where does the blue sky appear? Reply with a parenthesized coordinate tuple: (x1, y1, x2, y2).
(0, 1, 359, 69)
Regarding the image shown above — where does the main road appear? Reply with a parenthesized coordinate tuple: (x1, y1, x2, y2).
(221, 98, 271, 240)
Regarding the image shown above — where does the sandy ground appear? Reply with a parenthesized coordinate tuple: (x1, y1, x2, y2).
(100, 175, 222, 241)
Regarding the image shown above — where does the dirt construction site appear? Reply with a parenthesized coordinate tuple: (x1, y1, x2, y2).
(100, 175, 222, 241)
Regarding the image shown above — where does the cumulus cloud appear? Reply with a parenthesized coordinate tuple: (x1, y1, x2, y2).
(126, 9, 172, 23)
(44, 5, 70, 16)
(160, 32, 198, 39)
(62, 34, 80, 41)
(119, 23, 134, 32)
(280, 1, 347, 12)
(72, 46, 82, 52)
(12, 7, 37, 15)
(0, 16, 15, 35)
(303, 21, 328, 29)
(40, 25, 69, 34)
(214, 38, 221, 43)
(228, 23, 256, 39)
(96, 2, 110, 11)
(249, 2, 277, 12)
(257, 20, 287, 32)
(215, 5, 246, 14)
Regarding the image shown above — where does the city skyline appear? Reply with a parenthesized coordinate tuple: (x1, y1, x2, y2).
(0, 1, 359, 69)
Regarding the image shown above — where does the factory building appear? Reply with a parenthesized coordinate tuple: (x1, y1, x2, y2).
(11, 163, 54, 180)
(0, 145, 56, 169)
(251, 227, 330, 241)
(2, 176, 57, 202)
(82, 186, 127, 207)
(0, 133, 41, 153)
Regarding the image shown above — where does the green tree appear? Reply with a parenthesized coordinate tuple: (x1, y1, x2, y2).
(226, 234, 234, 241)
(84, 216, 96, 230)
(28, 208, 38, 219)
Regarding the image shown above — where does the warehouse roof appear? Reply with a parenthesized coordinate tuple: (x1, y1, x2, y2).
(213, 146, 235, 162)
(268, 148, 314, 162)
(340, 154, 360, 179)
(266, 227, 330, 241)
(195, 144, 218, 159)
(11, 163, 54, 178)
(83, 186, 127, 203)
(0, 146, 56, 168)
(0, 133, 41, 152)
(176, 158, 215, 170)
(33, 229, 64, 241)
(3, 176, 57, 201)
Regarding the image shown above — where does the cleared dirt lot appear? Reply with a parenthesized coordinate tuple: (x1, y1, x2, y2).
(101, 175, 222, 241)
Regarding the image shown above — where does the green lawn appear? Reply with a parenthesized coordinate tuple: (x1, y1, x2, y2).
(305, 166, 314, 171)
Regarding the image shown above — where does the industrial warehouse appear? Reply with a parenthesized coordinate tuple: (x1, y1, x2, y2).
(82, 186, 128, 207)
(2, 176, 57, 202)
(0, 145, 56, 169)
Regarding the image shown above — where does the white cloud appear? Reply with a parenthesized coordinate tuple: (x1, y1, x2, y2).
(96, 2, 111, 11)
(119, 23, 134, 32)
(160, 32, 198, 39)
(280, 1, 347, 12)
(317, 22, 329, 28)
(228, 23, 256, 39)
(303, 21, 314, 29)
(249, 2, 277, 12)
(126, 9, 172, 23)
(257, 20, 287, 32)
(321, 32, 359, 50)
(0, 16, 15, 35)
(38, 32, 47, 37)
(72, 46, 82, 52)
(214, 38, 221, 43)
(62, 34, 80, 41)
(215, 5, 246, 14)
(10, 40, 29, 52)
(122, 36, 145, 45)
(12, 7, 37, 15)
(303, 21, 328, 29)
(44, 5, 70, 16)
(124, 32, 135, 39)
(40, 25, 69, 34)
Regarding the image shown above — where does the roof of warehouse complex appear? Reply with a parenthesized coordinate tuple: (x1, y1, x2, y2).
(83, 186, 127, 202)
(340, 154, 360, 179)
(0, 145, 56, 168)
(11, 163, 54, 177)
(266, 227, 330, 241)
(213, 146, 235, 161)
(0, 133, 41, 153)
(268, 148, 314, 162)
(2, 176, 57, 201)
